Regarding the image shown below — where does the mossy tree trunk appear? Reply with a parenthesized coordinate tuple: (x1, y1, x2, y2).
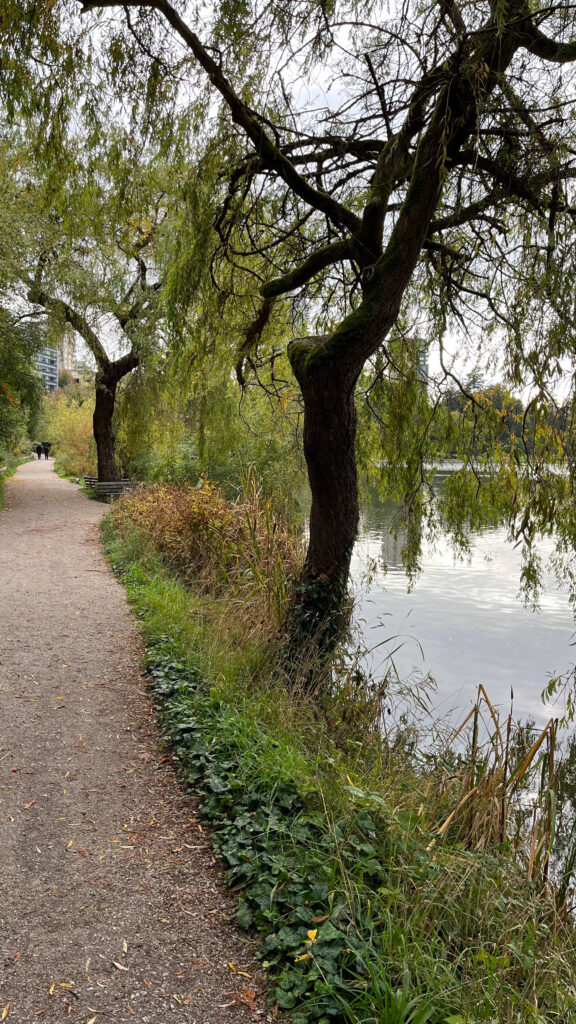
(284, 299, 400, 675)
(94, 373, 120, 480)
(285, 347, 360, 670)
(93, 352, 139, 481)
(25, 283, 141, 483)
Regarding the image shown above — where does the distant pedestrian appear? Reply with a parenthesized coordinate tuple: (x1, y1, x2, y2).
(35, 444, 42, 460)
(42, 442, 51, 460)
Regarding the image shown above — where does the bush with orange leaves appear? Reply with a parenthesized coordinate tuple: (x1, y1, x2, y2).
(110, 477, 303, 633)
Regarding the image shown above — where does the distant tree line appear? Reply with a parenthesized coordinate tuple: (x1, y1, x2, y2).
(440, 378, 575, 458)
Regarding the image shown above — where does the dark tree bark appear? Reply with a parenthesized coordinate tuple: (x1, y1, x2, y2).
(94, 371, 120, 480)
(286, 340, 360, 669)
(26, 285, 141, 482)
(94, 352, 139, 480)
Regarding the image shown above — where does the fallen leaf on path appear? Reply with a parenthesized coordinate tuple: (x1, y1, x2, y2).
(2, 1003, 10, 1020)
(123, 940, 128, 953)
(13, 953, 21, 964)
(87, 1017, 97, 1023)
(24, 800, 36, 809)
(112, 962, 128, 972)
(142, 978, 151, 989)
(66, 841, 73, 851)
(241, 986, 256, 1010)
(228, 963, 252, 978)
(49, 983, 55, 996)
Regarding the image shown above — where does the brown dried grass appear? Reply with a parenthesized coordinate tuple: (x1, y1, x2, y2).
(110, 475, 303, 642)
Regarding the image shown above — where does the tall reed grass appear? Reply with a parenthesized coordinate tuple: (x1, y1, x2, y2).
(110, 474, 303, 643)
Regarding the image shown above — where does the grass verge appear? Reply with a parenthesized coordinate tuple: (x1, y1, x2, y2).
(102, 507, 576, 1024)
(0, 456, 33, 510)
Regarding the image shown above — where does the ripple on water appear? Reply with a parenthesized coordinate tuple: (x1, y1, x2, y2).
(352, 505, 575, 728)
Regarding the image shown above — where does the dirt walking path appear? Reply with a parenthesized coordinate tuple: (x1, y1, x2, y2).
(0, 460, 268, 1024)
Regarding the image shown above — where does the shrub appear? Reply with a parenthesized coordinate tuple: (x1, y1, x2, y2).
(39, 391, 96, 477)
(110, 476, 303, 637)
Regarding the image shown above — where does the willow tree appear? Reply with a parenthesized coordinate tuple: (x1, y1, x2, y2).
(75, 0, 576, 664)
(0, 1, 200, 480)
(0, 130, 179, 480)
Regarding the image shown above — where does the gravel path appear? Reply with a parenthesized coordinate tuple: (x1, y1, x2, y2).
(0, 460, 269, 1024)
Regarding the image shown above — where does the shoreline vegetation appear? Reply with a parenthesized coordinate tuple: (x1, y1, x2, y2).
(103, 480, 576, 1024)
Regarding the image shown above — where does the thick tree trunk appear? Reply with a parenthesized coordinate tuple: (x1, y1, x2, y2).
(93, 371, 121, 481)
(285, 349, 360, 682)
(92, 352, 139, 481)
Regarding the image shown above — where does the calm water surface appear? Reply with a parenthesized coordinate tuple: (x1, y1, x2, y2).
(351, 495, 576, 727)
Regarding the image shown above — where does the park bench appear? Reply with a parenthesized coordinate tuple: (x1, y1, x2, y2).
(84, 476, 139, 498)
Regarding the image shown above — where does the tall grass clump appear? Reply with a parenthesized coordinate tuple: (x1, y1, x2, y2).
(104, 482, 576, 1024)
(110, 475, 303, 642)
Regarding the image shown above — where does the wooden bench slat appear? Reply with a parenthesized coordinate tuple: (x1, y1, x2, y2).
(83, 477, 138, 498)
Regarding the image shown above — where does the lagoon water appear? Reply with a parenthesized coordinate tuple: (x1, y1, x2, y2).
(351, 493, 576, 728)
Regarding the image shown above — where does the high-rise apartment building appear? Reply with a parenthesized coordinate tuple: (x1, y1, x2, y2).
(35, 346, 59, 391)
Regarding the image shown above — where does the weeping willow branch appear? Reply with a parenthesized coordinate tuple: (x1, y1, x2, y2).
(235, 296, 276, 387)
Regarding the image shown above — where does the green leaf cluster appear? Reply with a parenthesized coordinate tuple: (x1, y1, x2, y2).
(0, 312, 44, 458)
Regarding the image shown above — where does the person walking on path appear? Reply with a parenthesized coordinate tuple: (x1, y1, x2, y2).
(42, 440, 51, 459)
(0, 459, 267, 1024)
(35, 443, 42, 459)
